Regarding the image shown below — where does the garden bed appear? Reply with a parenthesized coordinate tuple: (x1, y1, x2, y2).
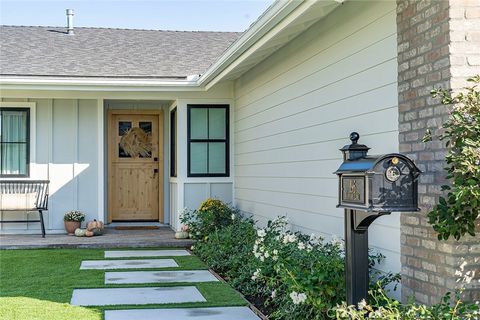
(182, 199, 480, 320)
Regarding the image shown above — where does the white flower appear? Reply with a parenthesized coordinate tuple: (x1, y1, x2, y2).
(271, 290, 277, 299)
(283, 234, 297, 244)
(257, 229, 266, 237)
(273, 249, 278, 255)
(264, 251, 270, 258)
(272, 255, 278, 261)
(370, 309, 383, 318)
(254, 252, 261, 258)
(297, 242, 306, 250)
(357, 299, 367, 310)
(251, 268, 261, 281)
(260, 256, 265, 262)
(191, 245, 195, 250)
(289, 291, 307, 305)
(231, 214, 236, 220)
(297, 293, 307, 304)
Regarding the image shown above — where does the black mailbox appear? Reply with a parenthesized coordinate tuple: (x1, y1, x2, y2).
(334, 132, 421, 306)
(335, 154, 420, 213)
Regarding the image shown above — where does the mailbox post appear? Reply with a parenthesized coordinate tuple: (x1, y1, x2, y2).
(334, 132, 420, 306)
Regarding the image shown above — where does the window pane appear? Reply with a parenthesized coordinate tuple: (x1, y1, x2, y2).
(190, 142, 207, 174)
(2, 110, 27, 142)
(118, 121, 131, 136)
(1, 143, 27, 175)
(209, 108, 226, 139)
(190, 108, 208, 139)
(209, 142, 226, 174)
(139, 121, 152, 134)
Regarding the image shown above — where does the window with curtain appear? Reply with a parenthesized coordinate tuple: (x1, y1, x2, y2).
(0, 108, 30, 177)
(187, 105, 229, 177)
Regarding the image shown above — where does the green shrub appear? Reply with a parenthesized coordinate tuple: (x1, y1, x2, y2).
(180, 198, 235, 239)
(189, 200, 477, 320)
(332, 284, 479, 319)
(193, 216, 265, 298)
(423, 75, 480, 240)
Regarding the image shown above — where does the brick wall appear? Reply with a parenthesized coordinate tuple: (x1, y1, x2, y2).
(397, 0, 480, 304)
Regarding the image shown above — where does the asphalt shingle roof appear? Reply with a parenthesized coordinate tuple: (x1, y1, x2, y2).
(0, 26, 242, 78)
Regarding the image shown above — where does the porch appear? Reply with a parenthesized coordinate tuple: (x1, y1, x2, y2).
(0, 227, 194, 249)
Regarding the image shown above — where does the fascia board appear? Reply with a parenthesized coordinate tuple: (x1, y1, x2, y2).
(198, 0, 303, 88)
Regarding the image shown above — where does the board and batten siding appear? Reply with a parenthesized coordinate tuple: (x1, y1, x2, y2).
(233, 1, 400, 277)
(0, 97, 99, 233)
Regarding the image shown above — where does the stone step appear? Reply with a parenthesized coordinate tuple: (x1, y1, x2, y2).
(105, 270, 218, 284)
(104, 306, 260, 320)
(105, 249, 190, 258)
(70, 286, 205, 306)
(80, 259, 178, 270)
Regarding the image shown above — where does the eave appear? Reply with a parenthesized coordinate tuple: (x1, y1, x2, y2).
(0, 0, 343, 93)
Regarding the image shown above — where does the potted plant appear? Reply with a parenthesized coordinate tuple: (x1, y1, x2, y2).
(64, 210, 85, 235)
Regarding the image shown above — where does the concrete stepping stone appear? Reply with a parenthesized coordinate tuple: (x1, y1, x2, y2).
(105, 270, 218, 284)
(104, 306, 260, 320)
(105, 249, 191, 258)
(80, 259, 178, 270)
(71, 286, 205, 306)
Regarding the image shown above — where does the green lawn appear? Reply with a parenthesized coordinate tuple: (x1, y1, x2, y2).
(0, 248, 247, 320)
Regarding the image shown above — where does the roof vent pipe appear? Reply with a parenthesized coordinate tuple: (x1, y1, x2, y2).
(66, 9, 74, 35)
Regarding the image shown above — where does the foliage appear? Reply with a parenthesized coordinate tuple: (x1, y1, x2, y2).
(423, 75, 480, 240)
(193, 215, 264, 298)
(63, 210, 85, 222)
(189, 200, 396, 320)
(180, 198, 236, 239)
(332, 284, 479, 319)
(249, 217, 392, 320)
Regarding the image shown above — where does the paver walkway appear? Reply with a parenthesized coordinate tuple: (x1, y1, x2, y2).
(105, 270, 219, 284)
(71, 249, 261, 320)
(80, 258, 178, 269)
(105, 306, 261, 320)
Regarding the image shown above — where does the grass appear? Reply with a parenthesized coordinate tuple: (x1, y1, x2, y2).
(0, 248, 247, 320)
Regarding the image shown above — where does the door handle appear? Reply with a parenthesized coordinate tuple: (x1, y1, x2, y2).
(153, 169, 159, 174)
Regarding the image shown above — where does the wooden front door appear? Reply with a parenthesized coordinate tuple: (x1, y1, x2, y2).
(108, 110, 163, 222)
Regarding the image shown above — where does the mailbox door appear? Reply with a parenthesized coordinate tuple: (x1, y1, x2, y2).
(339, 174, 368, 209)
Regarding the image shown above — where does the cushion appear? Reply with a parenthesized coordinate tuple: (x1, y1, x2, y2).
(0, 193, 37, 210)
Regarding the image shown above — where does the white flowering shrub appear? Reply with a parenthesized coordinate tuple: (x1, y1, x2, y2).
(250, 217, 346, 319)
(332, 285, 479, 319)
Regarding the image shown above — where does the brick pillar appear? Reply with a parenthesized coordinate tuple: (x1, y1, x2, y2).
(397, 0, 480, 304)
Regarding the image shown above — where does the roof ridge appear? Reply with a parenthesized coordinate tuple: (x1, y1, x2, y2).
(0, 25, 243, 33)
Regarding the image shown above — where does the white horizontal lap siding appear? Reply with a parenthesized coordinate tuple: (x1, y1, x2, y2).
(233, 0, 400, 278)
(0, 97, 99, 233)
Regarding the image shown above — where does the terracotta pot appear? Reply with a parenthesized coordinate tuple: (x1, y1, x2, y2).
(64, 221, 81, 235)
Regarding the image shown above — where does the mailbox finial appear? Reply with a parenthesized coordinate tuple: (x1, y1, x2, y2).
(340, 132, 370, 161)
(350, 132, 360, 144)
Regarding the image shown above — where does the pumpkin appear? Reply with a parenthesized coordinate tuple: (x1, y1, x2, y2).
(175, 231, 189, 239)
(86, 219, 104, 231)
(91, 228, 103, 236)
(85, 230, 94, 237)
(74, 228, 86, 237)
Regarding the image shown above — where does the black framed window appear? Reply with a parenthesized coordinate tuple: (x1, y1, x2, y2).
(187, 104, 229, 177)
(0, 108, 30, 177)
(170, 108, 177, 177)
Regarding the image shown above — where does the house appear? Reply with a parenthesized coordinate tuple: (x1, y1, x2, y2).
(1, 0, 479, 304)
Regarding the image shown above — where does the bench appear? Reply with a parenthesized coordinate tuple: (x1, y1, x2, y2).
(0, 180, 49, 238)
